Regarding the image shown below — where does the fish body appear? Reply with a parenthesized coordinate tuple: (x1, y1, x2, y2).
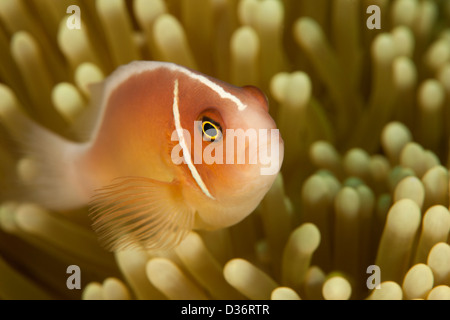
(3, 61, 284, 250)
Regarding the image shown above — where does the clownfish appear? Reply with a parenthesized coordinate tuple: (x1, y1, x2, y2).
(1, 61, 284, 251)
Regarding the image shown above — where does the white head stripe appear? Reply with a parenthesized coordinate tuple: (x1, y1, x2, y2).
(172, 79, 215, 200)
(166, 64, 247, 111)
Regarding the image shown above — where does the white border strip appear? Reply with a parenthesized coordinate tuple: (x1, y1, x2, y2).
(172, 79, 215, 200)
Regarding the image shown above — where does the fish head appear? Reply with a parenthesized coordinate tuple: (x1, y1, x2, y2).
(173, 74, 284, 229)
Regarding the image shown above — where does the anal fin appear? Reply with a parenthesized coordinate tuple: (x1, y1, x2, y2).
(89, 176, 195, 251)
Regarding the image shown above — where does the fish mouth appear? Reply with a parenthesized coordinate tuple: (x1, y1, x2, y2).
(246, 129, 284, 175)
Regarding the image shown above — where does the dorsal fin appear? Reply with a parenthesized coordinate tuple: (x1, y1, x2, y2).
(72, 81, 106, 142)
(72, 61, 163, 142)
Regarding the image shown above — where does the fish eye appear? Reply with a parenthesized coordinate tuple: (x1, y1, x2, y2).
(201, 117, 222, 142)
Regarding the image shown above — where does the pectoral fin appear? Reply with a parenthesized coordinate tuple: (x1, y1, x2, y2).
(89, 176, 195, 251)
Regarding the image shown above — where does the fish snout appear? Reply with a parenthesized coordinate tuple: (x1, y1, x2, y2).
(242, 85, 269, 112)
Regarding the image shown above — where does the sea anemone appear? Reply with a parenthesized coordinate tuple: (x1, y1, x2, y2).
(0, 0, 449, 300)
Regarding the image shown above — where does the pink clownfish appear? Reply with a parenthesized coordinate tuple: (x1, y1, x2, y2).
(2, 61, 284, 251)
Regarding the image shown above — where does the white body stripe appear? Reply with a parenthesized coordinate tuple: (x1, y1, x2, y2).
(172, 79, 215, 200)
(88, 61, 247, 143)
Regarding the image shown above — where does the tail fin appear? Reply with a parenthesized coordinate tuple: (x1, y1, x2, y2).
(0, 92, 89, 211)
